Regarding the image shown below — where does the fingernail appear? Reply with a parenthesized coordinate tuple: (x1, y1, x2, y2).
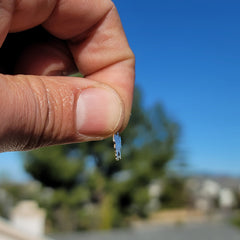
(76, 88, 123, 136)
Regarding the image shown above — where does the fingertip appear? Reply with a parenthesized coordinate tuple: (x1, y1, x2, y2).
(76, 87, 124, 137)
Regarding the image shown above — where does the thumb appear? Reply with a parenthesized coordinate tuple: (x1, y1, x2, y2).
(0, 74, 124, 152)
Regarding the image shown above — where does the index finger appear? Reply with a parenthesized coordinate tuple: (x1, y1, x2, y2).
(43, 0, 135, 130)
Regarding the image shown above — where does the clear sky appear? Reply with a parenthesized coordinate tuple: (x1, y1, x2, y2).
(0, 0, 240, 181)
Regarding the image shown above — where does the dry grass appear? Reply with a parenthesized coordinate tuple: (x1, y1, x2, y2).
(131, 209, 207, 227)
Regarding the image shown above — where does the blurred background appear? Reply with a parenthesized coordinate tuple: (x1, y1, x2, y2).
(1, 0, 240, 239)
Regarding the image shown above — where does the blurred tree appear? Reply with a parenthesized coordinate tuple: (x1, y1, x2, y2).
(24, 86, 181, 231)
(160, 175, 189, 209)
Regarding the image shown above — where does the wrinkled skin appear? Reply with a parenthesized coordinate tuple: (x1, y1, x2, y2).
(0, 0, 135, 152)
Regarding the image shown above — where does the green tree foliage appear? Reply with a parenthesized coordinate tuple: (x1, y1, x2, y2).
(160, 175, 189, 209)
(24, 87, 181, 231)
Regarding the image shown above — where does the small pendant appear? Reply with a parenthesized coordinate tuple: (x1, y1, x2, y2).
(113, 132, 121, 161)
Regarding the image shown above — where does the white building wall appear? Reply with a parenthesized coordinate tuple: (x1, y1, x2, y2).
(219, 188, 236, 209)
(0, 233, 16, 240)
(11, 201, 46, 237)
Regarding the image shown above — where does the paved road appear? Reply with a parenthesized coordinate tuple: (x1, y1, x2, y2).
(52, 221, 240, 240)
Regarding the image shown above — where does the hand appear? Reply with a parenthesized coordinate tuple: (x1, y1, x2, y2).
(0, 0, 135, 152)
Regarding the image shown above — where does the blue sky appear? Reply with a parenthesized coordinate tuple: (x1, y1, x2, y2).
(115, 0, 240, 175)
(1, 0, 240, 181)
